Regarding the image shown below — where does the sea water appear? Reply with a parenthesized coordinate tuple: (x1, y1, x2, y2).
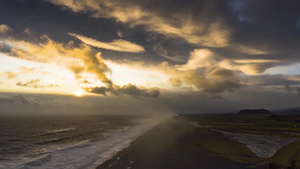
(0, 114, 169, 169)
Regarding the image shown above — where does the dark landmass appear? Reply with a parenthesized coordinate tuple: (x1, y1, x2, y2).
(97, 114, 300, 169)
(239, 109, 271, 115)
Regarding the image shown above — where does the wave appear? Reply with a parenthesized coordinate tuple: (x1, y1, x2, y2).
(35, 138, 61, 145)
(22, 154, 52, 167)
(38, 128, 77, 137)
(46, 128, 76, 134)
(1, 115, 174, 169)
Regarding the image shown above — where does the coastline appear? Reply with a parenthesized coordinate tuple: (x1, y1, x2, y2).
(96, 116, 251, 169)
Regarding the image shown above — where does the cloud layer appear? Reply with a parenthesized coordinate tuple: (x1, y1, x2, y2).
(46, 0, 231, 47)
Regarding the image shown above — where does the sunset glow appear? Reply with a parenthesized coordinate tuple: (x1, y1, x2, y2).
(0, 0, 299, 110)
(74, 89, 84, 97)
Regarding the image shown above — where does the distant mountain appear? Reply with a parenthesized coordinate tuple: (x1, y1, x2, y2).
(238, 109, 271, 115)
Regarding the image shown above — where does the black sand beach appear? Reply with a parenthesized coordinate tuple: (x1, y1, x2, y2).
(97, 117, 252, 169)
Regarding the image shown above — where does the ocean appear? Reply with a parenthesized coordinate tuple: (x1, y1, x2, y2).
(0, 114, 169, 169)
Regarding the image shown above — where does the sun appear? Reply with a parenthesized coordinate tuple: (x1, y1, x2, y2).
(74, 89, 84, 97)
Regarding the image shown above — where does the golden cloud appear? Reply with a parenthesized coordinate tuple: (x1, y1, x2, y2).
(233, 44, 275, 55)
(16, 79, 59, 88)
(176, 49, 220, 70)
(176, 48, 280, 75)
(179, 68, 240, 94)
(5, 35, 112, 84)
(0, 24, 12, 33)
(69, 33, 145, 53)
(2, 35, 165, 96)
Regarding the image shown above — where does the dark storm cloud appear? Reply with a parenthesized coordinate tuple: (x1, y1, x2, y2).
(40, 0, 300, 65)
(225, 0, 300, 60)
(2, 0, 299, 64)
(86, 84, 160, 97)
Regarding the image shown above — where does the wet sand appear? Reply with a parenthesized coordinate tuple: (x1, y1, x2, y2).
(96, 117, 253, 169)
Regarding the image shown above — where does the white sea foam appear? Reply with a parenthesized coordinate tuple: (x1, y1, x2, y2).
(0, 115, 173, 169)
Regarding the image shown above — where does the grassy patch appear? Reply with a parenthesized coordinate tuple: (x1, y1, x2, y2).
(192, 128, 263, 164)
(271, 141, 300, 166)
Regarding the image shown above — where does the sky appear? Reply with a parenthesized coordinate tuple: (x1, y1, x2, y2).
(0, 0, 300, 114)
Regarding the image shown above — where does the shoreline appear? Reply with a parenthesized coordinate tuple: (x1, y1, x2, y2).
(96, 116, 251, 169)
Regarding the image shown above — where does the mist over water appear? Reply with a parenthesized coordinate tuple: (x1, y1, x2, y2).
(0, 114, 171, 169)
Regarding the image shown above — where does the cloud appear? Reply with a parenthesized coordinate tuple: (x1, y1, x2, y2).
(16, 79, 59, 88)
(161, 48, 286, 93)
(169, 77, 182, 87)
(19, 66, 37, 74)
(0, 94, 41, 105)
(69, 33, 145, 53)
(236, 45, 272, 55)
(0, 24, 12, 33)
(114, 50, 242, 94)
(176, 49, 221, 70)
(46, 0, 231, 47)
(2, 72, 17, 79)
(182, 68, 241, 94)
(24, 27, 35, 36)
(177, 48, 279, 75)
(85, 84, 160, 97)
(2, 34, 163, 96)
(236, 62, 275, 75)
(156, 56, 242, 94)
(4, 35, 112, 84)
(120, 48, 295, 95)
